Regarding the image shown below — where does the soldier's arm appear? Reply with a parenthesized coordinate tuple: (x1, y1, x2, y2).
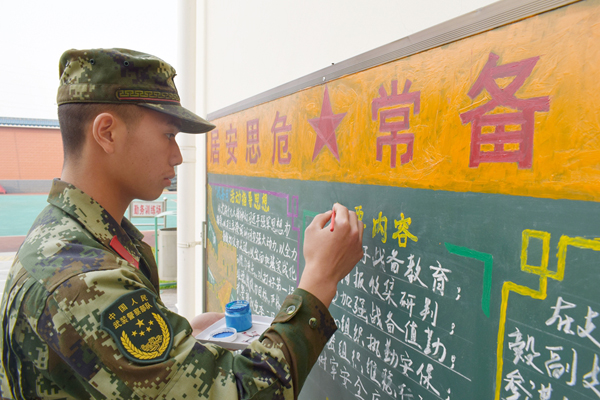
(39, 268, 296, 399)
(34, 204, 362, 399)
(259, 203, 364, 398)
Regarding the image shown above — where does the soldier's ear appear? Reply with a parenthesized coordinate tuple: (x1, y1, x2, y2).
(91, 112, 120, 154)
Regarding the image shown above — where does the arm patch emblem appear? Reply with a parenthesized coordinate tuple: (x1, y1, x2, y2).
(100, 288, 173, 364)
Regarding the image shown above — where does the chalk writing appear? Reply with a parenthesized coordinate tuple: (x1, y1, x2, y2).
(372, 211, 418, 249)
(228, 189, 271, 213)
(495, 231, 600, 400)
(212, 184, 299, 317)
(320, 209, 468, 400)
(373, 212, 388, 244)
(393, 213, 418, 247)
(502, 322, 600, 399)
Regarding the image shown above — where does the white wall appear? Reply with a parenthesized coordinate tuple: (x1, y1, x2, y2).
(202, 0, 499, 115)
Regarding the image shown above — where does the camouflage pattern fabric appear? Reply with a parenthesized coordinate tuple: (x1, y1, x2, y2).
(0, 179, 336, 399)
(57, 48, 215, 134)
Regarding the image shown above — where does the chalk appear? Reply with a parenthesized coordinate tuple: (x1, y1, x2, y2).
(330, 210, 336, 232)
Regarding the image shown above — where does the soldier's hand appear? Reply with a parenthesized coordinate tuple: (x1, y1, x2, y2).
(298, 203, 364, 307)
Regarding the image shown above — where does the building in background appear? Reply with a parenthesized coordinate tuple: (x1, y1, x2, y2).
(0, 117, 62, 194)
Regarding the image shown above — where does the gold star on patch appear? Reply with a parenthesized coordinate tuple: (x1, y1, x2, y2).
(147, 327, 152, 332)
(149, 320, 154, 326)
(132, 331, 138, 336)
(136, 320, 144, 328)
(139, 331, 145, 336)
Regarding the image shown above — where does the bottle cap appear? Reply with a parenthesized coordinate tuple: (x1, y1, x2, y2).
(226, 300, 250, 314)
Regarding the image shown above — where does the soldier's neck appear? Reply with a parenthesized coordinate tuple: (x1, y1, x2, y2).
(61, 163, 130, 225)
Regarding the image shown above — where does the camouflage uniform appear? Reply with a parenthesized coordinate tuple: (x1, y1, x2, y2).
(0, 180, 337, 399)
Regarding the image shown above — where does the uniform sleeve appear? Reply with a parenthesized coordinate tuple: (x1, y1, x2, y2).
(259, 288, 338, 399)
(37, 267, 336, 399)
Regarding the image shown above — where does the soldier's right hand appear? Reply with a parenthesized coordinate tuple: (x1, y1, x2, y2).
(298, 203, 364, 307)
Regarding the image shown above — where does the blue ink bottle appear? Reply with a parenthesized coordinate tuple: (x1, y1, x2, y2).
(225, 300, 252, 332)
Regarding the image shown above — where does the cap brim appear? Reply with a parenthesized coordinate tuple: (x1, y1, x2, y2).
(139, 103, 216, 134)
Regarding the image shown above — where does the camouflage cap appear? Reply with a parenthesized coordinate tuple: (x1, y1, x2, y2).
(57, 48, 215, 134)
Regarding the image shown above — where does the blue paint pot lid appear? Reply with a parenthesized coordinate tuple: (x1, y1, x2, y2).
(226, 300, 250, 314)
(209, 327, 237, 342)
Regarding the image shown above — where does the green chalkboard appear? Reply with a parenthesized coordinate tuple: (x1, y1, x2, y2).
(206, 173, 600, 400)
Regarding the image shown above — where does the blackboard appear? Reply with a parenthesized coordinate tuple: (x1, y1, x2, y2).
(205, 1, 600, 399)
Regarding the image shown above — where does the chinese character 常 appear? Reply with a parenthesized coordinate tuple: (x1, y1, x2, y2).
(371, 79, 420, 167)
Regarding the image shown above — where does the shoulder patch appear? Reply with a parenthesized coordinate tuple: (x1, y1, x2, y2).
(100, 288, 173, 364)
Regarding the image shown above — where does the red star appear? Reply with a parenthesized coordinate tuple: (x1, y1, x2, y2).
(308, 86, 346, 161)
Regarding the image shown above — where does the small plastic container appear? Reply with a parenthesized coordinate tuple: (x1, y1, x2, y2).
(209, 327, 237, 342)
(225, 300, 252, 332)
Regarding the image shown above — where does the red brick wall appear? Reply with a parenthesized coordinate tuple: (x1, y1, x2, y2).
(0, 126, 63, 180)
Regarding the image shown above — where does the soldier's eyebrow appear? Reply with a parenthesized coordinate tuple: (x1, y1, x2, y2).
(167, 118, 182, 132)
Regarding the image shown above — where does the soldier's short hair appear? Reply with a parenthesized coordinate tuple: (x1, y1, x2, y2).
(57, 103, 142, 160)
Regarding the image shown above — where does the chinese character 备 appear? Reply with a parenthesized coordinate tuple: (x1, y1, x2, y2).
(460, 52, 550, 169)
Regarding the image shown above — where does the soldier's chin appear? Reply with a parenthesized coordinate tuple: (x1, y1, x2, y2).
(137, 188, 164, 201)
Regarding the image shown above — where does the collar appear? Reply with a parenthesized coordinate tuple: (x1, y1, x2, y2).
(47, 179, 143, 268)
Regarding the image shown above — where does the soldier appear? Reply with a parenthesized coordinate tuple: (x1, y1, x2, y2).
(0, 48, 364, 399)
